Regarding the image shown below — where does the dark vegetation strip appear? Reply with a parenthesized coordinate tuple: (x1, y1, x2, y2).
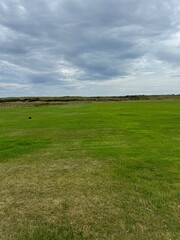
(0, 95, 180, 108)
(1, 94, 180, 103)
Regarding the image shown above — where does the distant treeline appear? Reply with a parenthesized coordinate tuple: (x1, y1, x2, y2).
(0, 95, 180, 104)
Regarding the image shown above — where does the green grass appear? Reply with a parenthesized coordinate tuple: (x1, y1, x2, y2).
(0, 101, 180, 240)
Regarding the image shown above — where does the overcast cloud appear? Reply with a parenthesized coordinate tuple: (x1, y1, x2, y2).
(0, 0, 180, 97)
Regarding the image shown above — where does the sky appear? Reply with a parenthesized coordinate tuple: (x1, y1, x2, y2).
(0, 0, 180, 97)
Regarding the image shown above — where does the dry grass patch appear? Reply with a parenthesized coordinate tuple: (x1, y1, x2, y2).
(1, 155, 178, 240)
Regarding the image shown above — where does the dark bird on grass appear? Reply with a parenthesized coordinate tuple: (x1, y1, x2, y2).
(29, 117, 32, 119)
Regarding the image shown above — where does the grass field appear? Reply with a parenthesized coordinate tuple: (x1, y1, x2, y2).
(0, 101, 180, 240)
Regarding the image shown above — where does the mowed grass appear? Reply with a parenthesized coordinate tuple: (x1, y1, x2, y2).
(0, 101, 180, 240)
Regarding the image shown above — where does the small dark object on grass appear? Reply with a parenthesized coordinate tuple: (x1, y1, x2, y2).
(29, 117, 32, 119)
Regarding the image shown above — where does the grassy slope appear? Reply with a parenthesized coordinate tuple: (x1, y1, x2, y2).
(0, 101, 180, 240)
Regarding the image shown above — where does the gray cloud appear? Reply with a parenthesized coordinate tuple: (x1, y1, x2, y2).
(0, 0, 180, 96)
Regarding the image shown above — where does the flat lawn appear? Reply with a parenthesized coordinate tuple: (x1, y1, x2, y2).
(0, 101, 179, 240)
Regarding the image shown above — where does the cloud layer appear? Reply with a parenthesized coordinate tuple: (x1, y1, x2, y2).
(0, 0, 180, 96)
